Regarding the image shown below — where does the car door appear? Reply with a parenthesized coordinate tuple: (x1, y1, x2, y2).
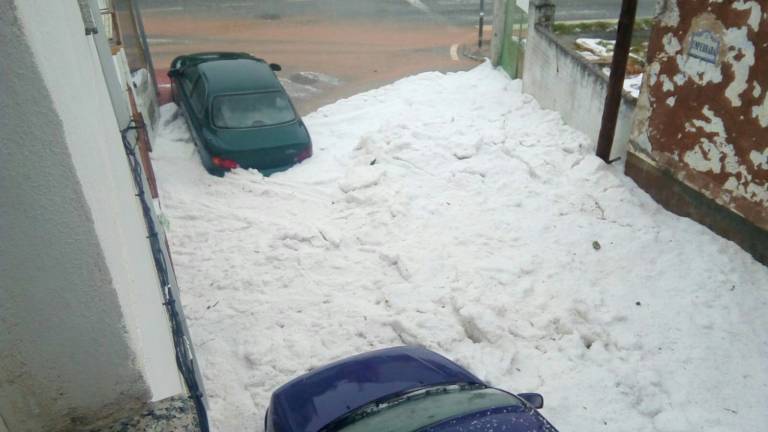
(173, 65, 197, 108)
(176, 69, 207, 150)
(175, 68, 195, 120)
(186, 77, 208, 150)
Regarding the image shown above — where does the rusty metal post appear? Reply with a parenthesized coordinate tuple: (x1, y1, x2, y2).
(596, 0, 637, 163)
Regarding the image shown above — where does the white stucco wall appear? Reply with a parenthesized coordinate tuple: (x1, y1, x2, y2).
(0, 0, 182, 430)
(523, 23, 636, 161)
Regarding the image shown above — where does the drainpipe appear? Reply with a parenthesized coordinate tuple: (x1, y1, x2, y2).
(130, 0, 159, 97)
(86, 0, 133, 129)
(479, 0, 486, 49)
(596, 0, 637, 163)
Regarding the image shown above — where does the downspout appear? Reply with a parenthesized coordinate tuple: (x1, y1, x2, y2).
(85, 0, 133, 129)
(596, 0, 637, 163)
(130, 0, 159, 97)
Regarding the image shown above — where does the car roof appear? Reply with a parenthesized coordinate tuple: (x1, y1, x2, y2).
(197, 58, 282, 95)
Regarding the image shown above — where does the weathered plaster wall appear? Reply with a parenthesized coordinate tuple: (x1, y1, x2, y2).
(15, 0, 184, 403)
(0, 0, 182, 430)
(630, 0, 767, 229)
(522, 5, 636, 161)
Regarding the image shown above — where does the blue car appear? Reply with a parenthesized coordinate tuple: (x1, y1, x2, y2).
(266, 346, 559, 432)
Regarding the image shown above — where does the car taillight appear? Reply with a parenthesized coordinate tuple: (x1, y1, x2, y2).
(296, 146, 313, 163)
(212, 156, 239, 170)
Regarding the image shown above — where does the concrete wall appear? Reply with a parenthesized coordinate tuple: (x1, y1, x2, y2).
(628, 0, 767, 231)
(0, 0, 183, 430)
(522, 1, 636, 161)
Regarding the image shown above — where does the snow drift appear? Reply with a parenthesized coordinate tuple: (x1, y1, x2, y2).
(152, 62, 768, 432)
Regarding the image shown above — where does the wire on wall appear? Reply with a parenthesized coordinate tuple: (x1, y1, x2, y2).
(120, 123, 210, 432)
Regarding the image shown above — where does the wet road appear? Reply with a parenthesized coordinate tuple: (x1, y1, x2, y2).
(141, 0, 482, 28)
(556, 0, 655, 20)
(141, 0, 657, 113)
(143, 0, 482, 114)
(141, 0, 657, 22)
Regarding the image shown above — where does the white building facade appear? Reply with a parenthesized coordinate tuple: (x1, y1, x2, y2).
(0, 1, 203, 430)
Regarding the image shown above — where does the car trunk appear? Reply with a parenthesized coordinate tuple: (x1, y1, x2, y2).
(221, 142, 309, 170)
(207, 120, 311, 170)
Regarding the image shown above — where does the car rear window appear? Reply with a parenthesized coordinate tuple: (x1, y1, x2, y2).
(212, 91, 296, 129)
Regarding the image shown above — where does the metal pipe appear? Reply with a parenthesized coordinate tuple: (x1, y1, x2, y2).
(595, 0, 637, 163)
(131, 0, 160, 97)
(479, 0, 486, 49)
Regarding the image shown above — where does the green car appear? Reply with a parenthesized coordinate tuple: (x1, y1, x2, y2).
(168, 52, 312, 176)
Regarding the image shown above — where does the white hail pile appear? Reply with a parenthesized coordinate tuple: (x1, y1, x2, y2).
(152, 62, 768, 432)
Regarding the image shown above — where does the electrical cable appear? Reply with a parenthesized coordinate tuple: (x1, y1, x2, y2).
(120, 122, 210, 432)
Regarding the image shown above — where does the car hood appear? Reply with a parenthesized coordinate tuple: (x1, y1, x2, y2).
(269, 346, 484, 432)
(424, 405, 559, 432)
(206, 119, 310, 153)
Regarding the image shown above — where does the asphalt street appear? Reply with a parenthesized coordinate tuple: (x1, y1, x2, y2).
(142, 0, 481, 114)
(141, 0, 657, 113)
(140, 0, 657, 24)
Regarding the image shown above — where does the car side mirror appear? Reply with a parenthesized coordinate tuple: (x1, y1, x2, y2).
(269, 63, 282, 72)
(167, 68, 181, 78)
(518, 393, 544, 409)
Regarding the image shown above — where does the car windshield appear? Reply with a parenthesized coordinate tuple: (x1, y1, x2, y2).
(323, 384, 524, 432)
(212, 91, 295, 129)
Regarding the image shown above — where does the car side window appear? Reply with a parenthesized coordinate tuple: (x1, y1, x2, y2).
(182, 67, 200, 95)
(190, 79, 207, 117)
